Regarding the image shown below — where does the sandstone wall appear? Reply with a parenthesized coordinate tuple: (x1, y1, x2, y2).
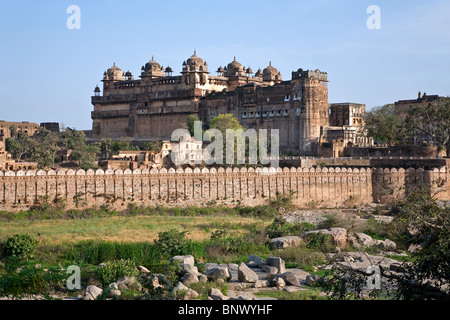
(0, 166, 447, 212)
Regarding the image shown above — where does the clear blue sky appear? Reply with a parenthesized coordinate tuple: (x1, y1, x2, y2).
(0, 0, 449, 130)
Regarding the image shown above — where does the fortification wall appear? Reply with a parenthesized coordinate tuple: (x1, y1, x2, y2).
(0, 166, 447, 212)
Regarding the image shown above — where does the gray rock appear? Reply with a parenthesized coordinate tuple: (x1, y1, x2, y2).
(108, 282, 118, 290)
(280, 272, 302, 287)
(171, 281, 189, 294)
(204, 263, 219, 270)
(408, 244, 422, 253)
(209, 288, 229, 300)
(182, 273, 199, 286)
(269, 236, 303, 249)
(272, 276, 286, 287)
(204, 266, 231, 281)
(305, 274, 320, 286)
(84, 285, 103, 300)
(248, 254, 266, 268)
(378, 239, 396, 250)
(246, 261, 259, 268)
(117, 276, 141, 291)
(137, 265, 150, 273)
(181, 264, 200, 276)
(198, 274, 208, 283)
(170, 255, 194, 266)
(261, 264, 278, 275)
(172, 281, 198, 299)
(107, 289, 121, 298)
(356, 232, 376, 247)
(238, 262, 258, 283)
(267, 257, 286, 274)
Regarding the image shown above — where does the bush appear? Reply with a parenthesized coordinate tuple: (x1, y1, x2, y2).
(266, 217, 315, 238)
(96, 259, 139, 285)
(277, 247, 326, 271)
(0, 262, 66, 299)
(305, 232, 334, 252)
(154, 229, 190, 257)
(2, 233, 39, 260)
(67, 240, 160, 266)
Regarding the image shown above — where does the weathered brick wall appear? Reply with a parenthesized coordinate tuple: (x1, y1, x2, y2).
(0, 166, 447, 212)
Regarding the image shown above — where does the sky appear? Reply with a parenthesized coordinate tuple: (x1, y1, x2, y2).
(0, 0, 449, 130)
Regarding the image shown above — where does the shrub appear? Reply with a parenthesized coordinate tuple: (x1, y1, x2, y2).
(96, 259, 139, 285)
(154, 229, 190, 257)
(266, 217, 315, 238)
(0, 262, 66, 299)
(277, 247, 326, 271)
(305, 232, 333, 252)
(2, 233, 39, 260)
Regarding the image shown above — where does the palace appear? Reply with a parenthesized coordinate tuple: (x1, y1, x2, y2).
(91, 52, 369, 155)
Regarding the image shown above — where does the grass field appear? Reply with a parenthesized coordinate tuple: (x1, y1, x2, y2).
(0, 215, 270, 245)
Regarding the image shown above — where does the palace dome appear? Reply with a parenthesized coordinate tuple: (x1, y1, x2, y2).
(105, 63, 125, 80)
(144, 56, 161, 72)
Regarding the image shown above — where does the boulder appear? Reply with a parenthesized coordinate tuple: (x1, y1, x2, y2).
(408, 244, 422, 253)
(204, 263, 219, 270)
(348, 236, 361, 248)
(280, 272, 301, 287)
(209, 288, 229, 300)
(204, 266, 231, 281)
(303, 228, 348, 248)
(117, 276, 141, 291)
(137, 265, 150, 274)
(305, 274, 321, 286)
(182, 273, 199, 286)
(172, 281, 189, 294)
(246, 261, 259, 268)
(269, 236, 303, 249)
(238, 262, 258, 283)
(181, 264, 200, 276)
(267, 257, 286, 274)
(271, 276, 286, 288)
(328, 228, 348, 248)
(146, 275, 164, 290)
(198, 274, 208, 283)
(172, 281, 198, 299)
(107, 289, 121, 298)
(84, 285, 103, 300)
(261, 264, 278, 275)
(248, 254, 266, 268)
(356, 233, 375, 247)
(378, 239, 396, 251)
(170, 255, 195, 266)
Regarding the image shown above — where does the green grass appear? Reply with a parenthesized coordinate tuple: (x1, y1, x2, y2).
(0, 215, 268, 245)
(254, 288, 326, 300)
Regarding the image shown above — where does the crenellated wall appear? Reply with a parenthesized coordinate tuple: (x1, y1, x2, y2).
(0, 166, 447, 212)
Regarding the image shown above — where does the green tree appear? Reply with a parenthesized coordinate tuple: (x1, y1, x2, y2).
(99, 138, 113, 159)
(187, 115, 201, 137)
(110, 138, 139, 154)
(364, 104, 404, 146)
(208, 114, 245, 165)
(31, 127, 58, 169)
(62, 129, 99, 170)
(404, 97, 450, 156)
(144, 140, 163, 153)
(5, 131, 34, 161)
